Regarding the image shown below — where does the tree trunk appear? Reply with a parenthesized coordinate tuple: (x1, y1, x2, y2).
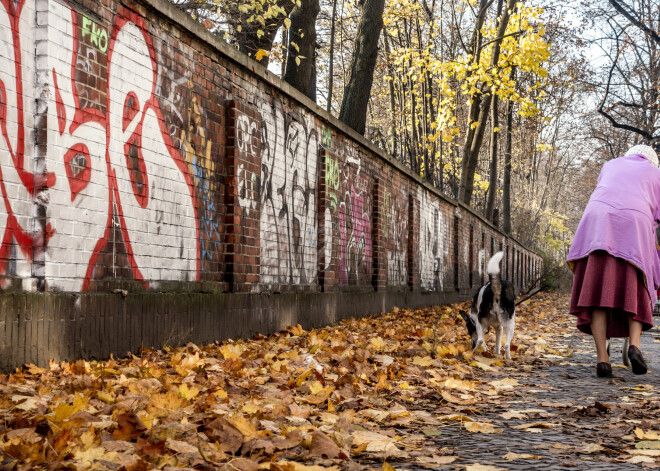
(457, 0, 492, 201)
(281, 27, 288, 78)
(284, 0, 320, 100)
(459, 0, 516, 205)
(485, 95, 498, 221)
(326, 0, 338, 113)
(307, 51, 318, 102)
(502, 97, 514, 233)
(425, 71, 436, 184)
(384, 33, 399, 157)
(338, 0, 386, 135)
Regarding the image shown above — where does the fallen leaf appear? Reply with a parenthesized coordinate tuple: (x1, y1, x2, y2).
(229, 415, 259, 439)
(464, 422, 502, 434)
(369, 336, 388, 352)
(635, 428, 660, 440)
(412, 356, 434, 367)
(51, 395, 88, 422)
(417, 455, 458, 465)
(302, 385, 335, 405)
(165, 438, 199, 455)
(220, 344, 244, 359)
(625, 455, 656, 464)
(73, 446, 119, 464)
(500, 411, 527, 420)
(442, 390, 476, 405)
(112, 411, 147, 441)
(26, 363, 47, 375)
(489, 378, 519, 390)
(203, 418, 244, 453)
(465, 464, 508, 471)
(627, 449, 660, 457)
(309, 430, 343, 459)
(512, 422, 560, 430)
(503, 452, 545, 460)
(11, 395, 40, 411)
(352, 430, 400, 455)
(265, 461, 339, 471)
(636, 441, 660, 450)
(579, 443, 604, 454)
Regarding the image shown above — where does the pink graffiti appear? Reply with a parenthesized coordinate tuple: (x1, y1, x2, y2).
(338, 186, 372, 285)
(351, 187, 372, 264)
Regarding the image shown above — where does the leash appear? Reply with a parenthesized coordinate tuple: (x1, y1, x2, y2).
(514, 284, 548, 307)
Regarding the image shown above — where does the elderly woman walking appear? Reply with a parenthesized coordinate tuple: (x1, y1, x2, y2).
(568, 145, 660, 377)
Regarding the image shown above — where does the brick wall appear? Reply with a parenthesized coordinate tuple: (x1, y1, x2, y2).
(0, 0, 542, 370)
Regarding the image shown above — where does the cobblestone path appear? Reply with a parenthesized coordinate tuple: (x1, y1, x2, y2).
(375, 320, 660, 470)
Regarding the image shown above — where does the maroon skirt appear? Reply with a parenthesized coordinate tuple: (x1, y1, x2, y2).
(570, 250, 653, 337)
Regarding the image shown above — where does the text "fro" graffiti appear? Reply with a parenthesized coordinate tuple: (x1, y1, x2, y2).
(82, 16, 108, 53)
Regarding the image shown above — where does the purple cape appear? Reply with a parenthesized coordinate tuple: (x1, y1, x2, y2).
(567, 154, 660, 307)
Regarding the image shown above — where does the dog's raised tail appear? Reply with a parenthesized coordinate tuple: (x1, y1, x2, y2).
(487, 251, 504, 276)
(487, 251, 504, 303)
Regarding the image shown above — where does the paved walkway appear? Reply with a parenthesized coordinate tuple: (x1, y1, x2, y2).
(367, 319, 660, 470)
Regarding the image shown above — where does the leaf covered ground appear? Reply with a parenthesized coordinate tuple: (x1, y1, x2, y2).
(2, 293, 660, 470)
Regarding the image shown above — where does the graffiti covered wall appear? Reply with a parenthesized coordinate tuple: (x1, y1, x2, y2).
(0, 0, 541, 295)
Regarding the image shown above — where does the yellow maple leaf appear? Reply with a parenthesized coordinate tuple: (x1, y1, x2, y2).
(178, 383, 200, 400)
(73, 446, 118, 464)
(229, 414, 259, 438)
(51, 395, 89, 422)
(137, 409, 156, 430)
(241, 401, 262, 415)
(220, 343, 244, 359)
(369, 336, 388, 352)
(97, 390, 115, 404)
(635, 428, 660, 441)
(255, 49, 269, 62)
(179, 352, 204, 370)
(148, 391, 188, 413)
(26, 363, 47, 375)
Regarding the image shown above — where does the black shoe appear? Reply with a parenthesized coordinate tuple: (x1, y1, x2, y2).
(596, 362, 612, 377)
(628, 345, 648, 375)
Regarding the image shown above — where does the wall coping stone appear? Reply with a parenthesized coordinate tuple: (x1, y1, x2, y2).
(139, 0, 537, 255)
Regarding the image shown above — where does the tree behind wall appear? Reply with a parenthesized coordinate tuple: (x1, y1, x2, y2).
(458, 0, 516, 206)
(284, 0, 321, 100)
(174, 0, 297, 66)
(338, 0, 386, 135)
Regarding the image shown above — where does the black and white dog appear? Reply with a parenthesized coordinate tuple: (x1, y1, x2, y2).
(460, 251, 516, 359)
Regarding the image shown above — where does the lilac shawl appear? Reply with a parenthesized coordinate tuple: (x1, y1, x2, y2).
(567, 154, 660, 307)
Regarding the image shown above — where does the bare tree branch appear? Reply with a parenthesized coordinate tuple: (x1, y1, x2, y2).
(608, 0, 660, 45)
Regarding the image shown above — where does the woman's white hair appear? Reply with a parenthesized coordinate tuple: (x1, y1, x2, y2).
(626, 144, 659, 167)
